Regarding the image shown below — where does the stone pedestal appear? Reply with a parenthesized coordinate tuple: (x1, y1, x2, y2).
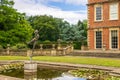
(24, 72, 37, 80)
(24, 61, 37, 73)
(27, 50, 32, 57)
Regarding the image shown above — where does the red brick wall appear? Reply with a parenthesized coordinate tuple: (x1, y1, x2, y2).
(103, 28, 109, 50)
(88, 0, 120, 50)
(88, 30, 94, 50)
(119, 31, 120, 49)
(88, 29, 110, 50)
(88, 1, 120, 28)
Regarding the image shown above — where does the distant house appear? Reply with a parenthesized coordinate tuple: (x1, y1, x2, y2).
(87, 0, 120, 50)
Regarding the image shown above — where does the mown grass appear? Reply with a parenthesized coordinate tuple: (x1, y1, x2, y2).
(0, 56, 120, 67)
(0, 56, 29, 60)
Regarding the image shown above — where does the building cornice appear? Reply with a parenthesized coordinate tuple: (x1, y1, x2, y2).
(87, 0, 120, 6)
(88, 26, 120, 30)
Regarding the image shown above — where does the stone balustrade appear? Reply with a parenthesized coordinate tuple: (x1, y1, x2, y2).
(0, 44, 74, 56)
(27, 44, 74, 56)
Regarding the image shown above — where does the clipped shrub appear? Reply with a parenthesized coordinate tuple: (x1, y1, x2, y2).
(11, 46, 18, 50)
(43, 40, 51, 44)
(73, 41, 88, 50)
(11, 43, 27, 50)
(73, 41, 82, 50)
(82, 40, 87, 46)
(16, 43, 27, 49)
(0, 45, 3, 49)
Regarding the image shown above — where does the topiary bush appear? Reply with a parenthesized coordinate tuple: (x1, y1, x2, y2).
(16, 43, 27, 49)
(0, 45, 3, 49)
(73, 41, 88, 50)
(11, 43, 27, 50)
(73, 41, 82, 50)
(11, 46, 18, 50)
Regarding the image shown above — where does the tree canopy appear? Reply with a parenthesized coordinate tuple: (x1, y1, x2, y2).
(28, 15, 87, 42)
(0, 0, 88, 49)
(0, 0, 33, 47)
(28, 15, 65, 41)
(55, 19, 87, 42)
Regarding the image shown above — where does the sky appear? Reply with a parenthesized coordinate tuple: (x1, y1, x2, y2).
(14, 0, 87, 24)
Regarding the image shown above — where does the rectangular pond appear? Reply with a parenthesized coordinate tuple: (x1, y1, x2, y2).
(0, 67, 86, 80)
(0, 64, 120, 80)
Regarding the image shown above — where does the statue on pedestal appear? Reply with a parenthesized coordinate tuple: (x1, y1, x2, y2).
(28, 30, 39, 62)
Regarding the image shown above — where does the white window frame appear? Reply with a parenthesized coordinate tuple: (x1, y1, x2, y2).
(94, 4, 103, 21)
(109, 28, 119, 50)
(109, 2, 119, 20)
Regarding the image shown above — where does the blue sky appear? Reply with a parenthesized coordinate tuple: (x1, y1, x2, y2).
(14, 0, 87, 24)
(47, 1, 86, 11)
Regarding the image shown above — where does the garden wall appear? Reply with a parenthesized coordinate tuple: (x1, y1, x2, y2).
(72, 50, 120, 58)
(0, 49, 27, 56)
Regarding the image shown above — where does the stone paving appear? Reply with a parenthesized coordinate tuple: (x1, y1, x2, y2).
(0, 75, 24, 80)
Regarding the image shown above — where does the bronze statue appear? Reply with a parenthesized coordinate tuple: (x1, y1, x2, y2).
(28, 29, 39, 62)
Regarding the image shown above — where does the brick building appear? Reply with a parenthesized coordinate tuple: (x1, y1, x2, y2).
(87, 0, 120, 50)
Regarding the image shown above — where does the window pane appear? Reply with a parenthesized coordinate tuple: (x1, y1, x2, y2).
(96, 31, 102, 48)
(111, 30, 118, 49)
(110, 3, 118, 20)
(96, 6, 102, 21)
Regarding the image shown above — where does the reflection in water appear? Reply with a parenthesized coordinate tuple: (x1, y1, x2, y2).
(1, 67, 120, 80)
(53, 73, 86, 80)
(0, 68, 86, 80)
(53, 76, 86, 80)
(37, 68, 65, 79)
(24, 73, 37, 80)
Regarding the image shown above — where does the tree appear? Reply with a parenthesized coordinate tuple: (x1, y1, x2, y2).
(82, 20, 87, 38)
(75, 20, 87, 41)
(27, 15, 87, 43)
(0, 0, 33, 47)
(57, 21, 71, 41)
(59, 20, 87, 42)
(28, 15, 66, 41)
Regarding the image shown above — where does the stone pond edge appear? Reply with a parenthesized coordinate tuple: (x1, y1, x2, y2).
(0, 60, 120, 78)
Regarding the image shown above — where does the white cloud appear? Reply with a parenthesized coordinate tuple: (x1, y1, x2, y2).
(14, 0, 87, 24)
(65, 0, 87, 5)
(49, 0, 64, 3)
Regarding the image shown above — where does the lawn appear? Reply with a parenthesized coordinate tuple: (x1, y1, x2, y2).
(0, 56, 120, 67)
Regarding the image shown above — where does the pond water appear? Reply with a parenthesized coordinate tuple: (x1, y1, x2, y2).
(0, 67, 120, 80)
(0, 68, 86, 80)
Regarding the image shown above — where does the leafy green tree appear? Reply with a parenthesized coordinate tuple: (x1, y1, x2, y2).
(82, 20, 87, 38)
(57, 21, 71, 41)
(0, 0, 33, 48)
(74, 20, 88, 48)
(27, 15, 87, 44)
(28, 15, 65, 41)
(75, 20, 87, 41)
(59, 20, 87, 42)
